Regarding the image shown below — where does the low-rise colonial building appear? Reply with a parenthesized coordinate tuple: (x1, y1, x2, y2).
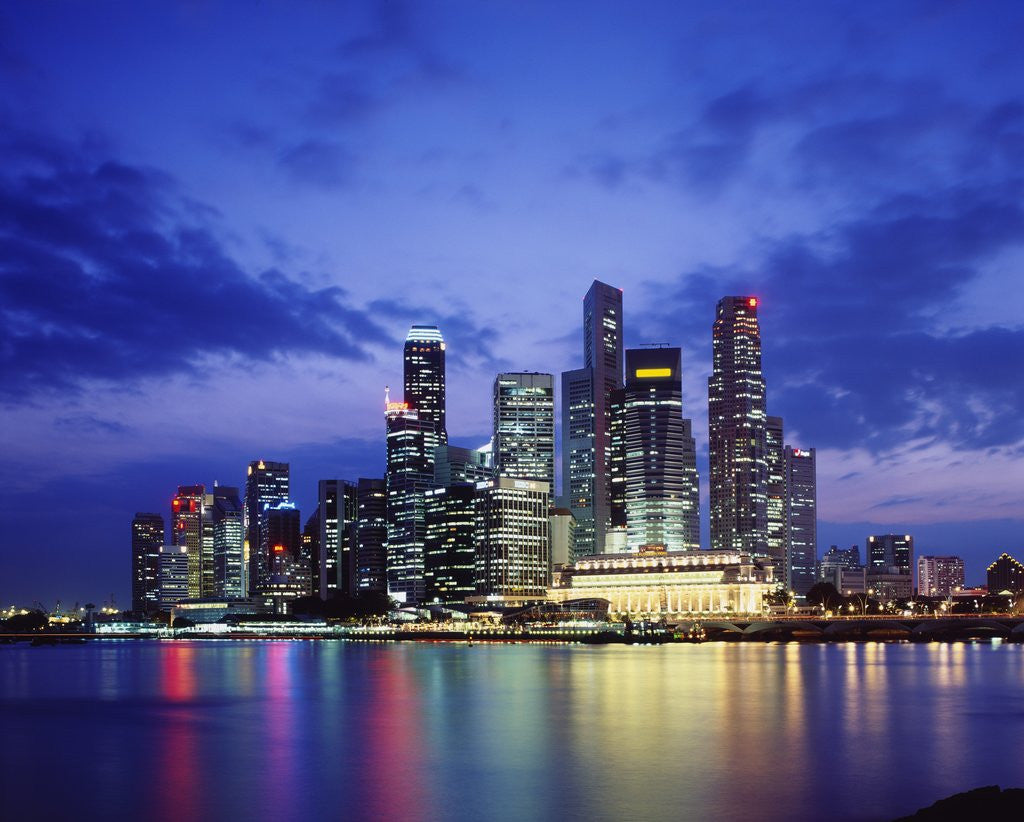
(547, 549, 775, 616)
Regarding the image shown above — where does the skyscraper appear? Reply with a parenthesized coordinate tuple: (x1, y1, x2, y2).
(210, 486, 244, 599)
(785, 446, 817, 596)
(433, 444, 492, 486)
(263, 502, 302, 587)
(493, 372, 555, 489)
(474, 477, 550, 602)
(404, 325, 447, 442)
(987, 552, 1024, 594)
(244, 460, 290, 595)
(158, 545, 189, 609)
(386, 403, 440, 605)
(561, 280, 623, 556)
(355, 478, 387, 596)
(172, 485, 205, 599)
(708, 296, 768, 555)
(131, 513, 164, 613)
(423, 483, 477, 604)
(317, 479, 358, 599)
(765, 415, 786, 571)
(610, 348, 699, 553)
(867, 534, 914, 576)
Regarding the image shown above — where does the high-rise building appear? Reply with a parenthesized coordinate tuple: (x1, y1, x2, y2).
(765, 416, 786, 570)
(493, 372, 555, 489)
(355, 478, 387, 596)
(131, 513, 164, 613)
(785, 446, 817, 596)
(158, 545, 189, 609)
(317, 480, 358, 600)
(302, 509, 320, 597)
(819, 545, 862, 572)
(200, 491, 216, 599)
(423, 483, 477, 605)
(404, 325, 447, 442)
(866, 534, 914, 576)
(386, 404, 440, 605)
(210, 486, 244, 599)
(172, 485, 205, 599)
(917, 555, 965, 597)
(474, 477, 550, 602)
(244, 460, 290, 595)
(609, 348, 699, 553)
(561, 280, 623, 557)
(708, 296, 768, 555)
(263, 502, 303, 589)
(434, 444, 492, 486)
(986, 553, 1024, 594)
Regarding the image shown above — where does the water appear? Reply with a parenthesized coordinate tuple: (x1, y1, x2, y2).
(2, 640, 1023, 821)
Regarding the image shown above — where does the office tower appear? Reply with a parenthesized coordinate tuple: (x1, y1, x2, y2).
(986, 553, 1024, 594)
(818, 545, 866, 594)
(474, 477, 550, 601)
(785, 446, 817, 596)
(210, 486, 244, 599)
(131, 513, 164, 613)
(679, 419, 700, 549)
(561, 280, 623, 557)
(820, 545, 862, 571)
(157, 545, 189, 608)
(200, 492, 216, 598)
(866, 534, 914, 576)
(316, 480, 358, 600)
(434, 444, 492, 486)
(404, 325, 447, 442)
(609, 347, 699, 553)
(244, 460, 290, 595)
(708, 296, 768, 554)
(765, 416, 786, 570)
(172, 485, 205, 599)
(423, 484, 477, 604)
(549, 508, 577, 567)
(302, 509, 320, 596)
(356, 478, 388, 595)
(917, 556, 965, 597)
(493, 372, 555, 489)
(386, 404, 440, 605)
(263, 502, 303, 587)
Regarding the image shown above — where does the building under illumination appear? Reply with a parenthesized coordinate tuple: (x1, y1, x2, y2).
(424, 483, 477, 604)
(317, 479, 357, 599)
(473, 477, 550, 603)
(708, 296, 768, 555)
(172, 485, 206, 599)
(987, 552, 1024, 594)
(210, 486, 244, 599)
(785, 446, 817, 596)
(493, 372, 555, 489)
(157, 545, 189, 608)
(131, 512, 164, 613)
(549, 550, 775, 616)
(917, 555, 965, 597)
(404, 324, 447, 443)
(244, 460, 290, 595)
(355, 478, 387, 596)
(765, 416, 786, 569)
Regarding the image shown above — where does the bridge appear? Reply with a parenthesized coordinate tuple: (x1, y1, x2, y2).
(675, 616, 1024, 641)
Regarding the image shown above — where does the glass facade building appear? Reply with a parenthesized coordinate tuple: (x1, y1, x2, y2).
(244, 460, 290, 595)
(131, 512, 164, 613)
(493, 372, 555, 490)
(784, 446, 817, 596)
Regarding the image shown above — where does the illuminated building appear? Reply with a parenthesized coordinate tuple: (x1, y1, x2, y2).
(493, 372, 555, 489)
(434, 444, 492, 486)
(356, 478, 387, 595)
(404, 324, 447, 442)
(986, 552, 1024, 594)
(262, 502, 303, 592)
(473, 477, 550, 603)
(609, 347, 699, 554)
(785, 446, 817, 596)
(424, 483, 477, 604)
(917, 555, 965, 597)
(131, 512, 164, 613)
(549, 550, 775, 615)
(561, 280, 623, 557)
(302, 509, 320, 596)
(386, 402, 440, 605)
(708, 296, 768, 555)
(867, 533, 914, 575)
(818, 545, 865, 593)
(210, 485, 244, 599)
(157, 545, 189, 608)
(820, 544, 861, 570)
(765, 416, 786, 569)
(317, 479, 358, 599)
(172, 485, 206, 599)
(244, 460, 290, 595)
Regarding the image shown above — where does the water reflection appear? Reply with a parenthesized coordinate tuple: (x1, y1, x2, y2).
(2, 641, 1024, 821)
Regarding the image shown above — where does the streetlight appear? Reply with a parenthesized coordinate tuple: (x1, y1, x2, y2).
(846, 589, 874, 617)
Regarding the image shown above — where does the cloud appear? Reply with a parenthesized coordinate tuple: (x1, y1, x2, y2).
(0, 127, 394, 405)
(277, 139, 356, 187)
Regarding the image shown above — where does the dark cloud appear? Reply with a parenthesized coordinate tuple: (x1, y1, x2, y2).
(0, 128, 394, 405)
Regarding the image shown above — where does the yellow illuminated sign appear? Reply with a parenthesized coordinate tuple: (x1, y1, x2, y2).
(635, 368, 671, 378)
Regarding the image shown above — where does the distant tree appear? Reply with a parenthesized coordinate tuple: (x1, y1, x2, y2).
(172, 616, 195, 629)
(764, 584, 791, 608)
(3, 610, 49, 632)
(806, 582, 845, 611)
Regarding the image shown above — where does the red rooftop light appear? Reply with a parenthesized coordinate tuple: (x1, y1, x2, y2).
(748, 297, 757, 307)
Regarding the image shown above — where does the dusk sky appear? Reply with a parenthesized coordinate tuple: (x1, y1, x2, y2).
(2, 1, 1023, 607)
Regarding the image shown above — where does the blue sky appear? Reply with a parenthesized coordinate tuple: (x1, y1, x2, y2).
(2, 0, 1022, 606)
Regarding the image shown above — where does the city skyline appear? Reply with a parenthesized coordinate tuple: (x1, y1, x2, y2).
(2, 1, 1023, 606)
